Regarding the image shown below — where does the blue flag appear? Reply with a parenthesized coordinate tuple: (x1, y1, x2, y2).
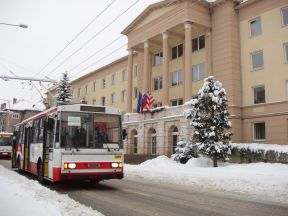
(137, 91, 142, 113)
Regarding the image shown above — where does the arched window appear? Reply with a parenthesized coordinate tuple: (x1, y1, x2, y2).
(130, 129, 138, 155)
(148, 128, 157, 155)
(172, 127, 179, 154)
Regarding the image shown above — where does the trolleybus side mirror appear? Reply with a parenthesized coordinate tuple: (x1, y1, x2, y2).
(47, 118, 54, 131)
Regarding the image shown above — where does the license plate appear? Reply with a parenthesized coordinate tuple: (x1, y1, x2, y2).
(2, 153, 8, 155)
(88, 163, 100, 168)
(114, 154, 121, 160)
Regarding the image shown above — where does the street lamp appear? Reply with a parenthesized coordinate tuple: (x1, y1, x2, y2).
(0, 22, 28, 28)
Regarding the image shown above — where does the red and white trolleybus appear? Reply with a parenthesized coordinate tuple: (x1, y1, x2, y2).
(0, 132, 13, 158)
(12, 104, 124, 183)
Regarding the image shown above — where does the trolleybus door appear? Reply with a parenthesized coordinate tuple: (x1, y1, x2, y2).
(23, 126, 32, 170)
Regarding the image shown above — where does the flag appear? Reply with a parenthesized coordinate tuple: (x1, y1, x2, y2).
(137, 91, 142, 113)
(142, 92, 155, 113)
(137, 91, 155, 113)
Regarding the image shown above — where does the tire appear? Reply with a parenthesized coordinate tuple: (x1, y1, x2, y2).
(37, 161, 44, 183)
(17, 157, 22, 173)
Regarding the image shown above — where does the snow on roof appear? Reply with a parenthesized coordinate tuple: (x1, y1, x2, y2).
(6, 100, 46, 112)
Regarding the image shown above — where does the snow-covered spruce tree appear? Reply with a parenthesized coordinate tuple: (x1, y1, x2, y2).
(184, 76, 232, 167)
(56, 72, 72, 104)
(171, 140, 198, 164)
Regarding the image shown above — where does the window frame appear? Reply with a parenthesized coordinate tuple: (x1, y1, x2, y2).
(281, 6, 288, 27)
(171, 70, 183, 87)
(111, 74, 116, 85)
(153, 76, 163, 91)
(251, 50, 264, 71)
(102, 79, 106, 89)
(284, 42, 288, 63)
(192, 35, 205, 52)
(171, 44, 183, 60)
(153, 52, 163, 66)
(93, 82, 96, 92)
(133, 65, 138, 78)
(121, 90, 127, 103)
(122, 69, 128, 81)
(249, 16, 262, 37)
(170, 98, 183, 106)
(253, 85, 265, 105)
(111, 93, 115, 105)
(101, 96, 105, 106)
(253, 122, 266, 141)
(192, 63, 205, 81)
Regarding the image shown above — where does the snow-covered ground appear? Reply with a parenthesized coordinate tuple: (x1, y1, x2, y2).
(0, 165, 103, 216)
(125, 156, 288, 204)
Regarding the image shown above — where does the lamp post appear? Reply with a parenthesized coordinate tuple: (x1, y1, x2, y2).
(0, 22, 28, 28)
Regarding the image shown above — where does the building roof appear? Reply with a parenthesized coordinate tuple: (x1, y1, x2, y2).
(4, 100, 46, 112)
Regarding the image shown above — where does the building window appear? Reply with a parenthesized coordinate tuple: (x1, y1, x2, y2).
(111, 93, 115, 105)
(122, 69, 128, 81)
(253, 86, 265, 104)
(78, 88, 81, 97)
(85, 85, 88, 94)
(171, 99, 183, 106)
(192, 63, 205, 81)
(101, 97, 105, 106)
(102, 79, 106, 88)
(171, 44, 183, 60)
(92, 99, 96, 105)
(93, 82, 96, 92)
(281, 6, 288, 26)
(251, 50, 264, 70)
(121, 90, 127, 103)
(171, 70, 183, 87)
(250, 17, 262, 37)
(154, 52, 163, 66)
(284, 43, 288, 63)
(134, 87, 138, 99)
(153, 76, 163, 91)
(11, 113, 20, 119)
(254, 122, 265, 140)
(192, 35, 205, 52)
(134, 65, 138, 78)
(111, 74, 116, 85)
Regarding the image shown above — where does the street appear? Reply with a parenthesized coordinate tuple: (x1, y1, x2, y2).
(0, 159, 287, 216)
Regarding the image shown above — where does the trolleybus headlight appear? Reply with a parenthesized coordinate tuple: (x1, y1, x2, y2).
(118, 162, 123, 168)
(111, 162, 119, 168)
(64, 162, 76, 169)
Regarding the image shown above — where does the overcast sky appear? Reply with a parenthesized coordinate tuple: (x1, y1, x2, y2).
(0, 0, 161, 106)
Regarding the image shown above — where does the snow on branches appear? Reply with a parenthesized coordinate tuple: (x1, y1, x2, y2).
(184, 76, 232, 167)
(56, 72, 72, 104)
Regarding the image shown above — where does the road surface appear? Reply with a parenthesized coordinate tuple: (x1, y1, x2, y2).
(1, 159, 287, 216)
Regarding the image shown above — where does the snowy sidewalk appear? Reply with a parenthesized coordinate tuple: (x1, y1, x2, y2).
(125, 156, 288, 204)
(0, 165, 103, 216)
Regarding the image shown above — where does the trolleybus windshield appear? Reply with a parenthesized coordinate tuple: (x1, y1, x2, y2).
(60, 112, 122, 149)
(0, 136, 12, 146)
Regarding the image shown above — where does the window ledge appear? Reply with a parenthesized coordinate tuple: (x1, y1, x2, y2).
(253, 139, 266, 142)
(251, 67, 264, 72)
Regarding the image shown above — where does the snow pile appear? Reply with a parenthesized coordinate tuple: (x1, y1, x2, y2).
(125, 156, 288, 204)
(231, 143, 288, 154)
(0, 165, 103, 216)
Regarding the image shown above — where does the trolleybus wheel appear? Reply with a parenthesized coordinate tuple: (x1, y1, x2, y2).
(17, 157, 22, 173)
(37, 160, 44, 183)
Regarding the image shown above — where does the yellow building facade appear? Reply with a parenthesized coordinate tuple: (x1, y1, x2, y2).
(48, 0, 288, 148)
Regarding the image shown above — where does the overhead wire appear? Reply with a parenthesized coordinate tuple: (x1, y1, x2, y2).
(67, 35, 124, 73)
(70, 43, 127, 80)
(34, 0, 117, 77)
(13, 0, 117, 101)
(44, 0, 140, 78)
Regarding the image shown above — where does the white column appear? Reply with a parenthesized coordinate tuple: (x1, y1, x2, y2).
(126, 48, 133, 113)
(162, 31, 169, 105)
(184, 21, 192, 102)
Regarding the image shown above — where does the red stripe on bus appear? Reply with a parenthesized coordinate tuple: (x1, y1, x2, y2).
(29, 162, 38, 175)
(53, 168, 61, 182)
(64, 162, 122, 169)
